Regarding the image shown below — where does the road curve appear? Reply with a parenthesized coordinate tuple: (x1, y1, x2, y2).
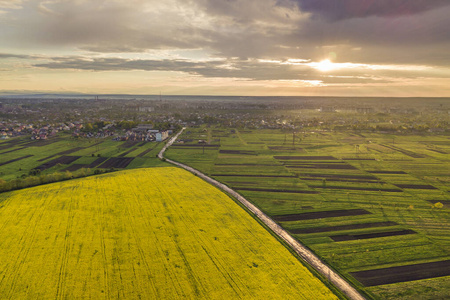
(160, 128, 366, 300)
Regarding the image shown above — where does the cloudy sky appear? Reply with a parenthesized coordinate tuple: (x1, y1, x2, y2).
(1, 0, 449, 96)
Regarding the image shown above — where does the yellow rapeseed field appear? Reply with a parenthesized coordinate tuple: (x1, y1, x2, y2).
(0, 167, 337, 299)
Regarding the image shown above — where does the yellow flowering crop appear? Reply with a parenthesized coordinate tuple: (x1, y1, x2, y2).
(0, 167, 337, 299)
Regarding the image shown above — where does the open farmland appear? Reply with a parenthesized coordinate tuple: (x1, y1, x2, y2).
(165, 126, 450, 299)
(0, 167, 338, 299)
(0, 133, 166, 183)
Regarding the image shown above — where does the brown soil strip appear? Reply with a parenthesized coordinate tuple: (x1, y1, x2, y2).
(394, 184, 437, 190)
(290, 221, 398, 234)
(269, 146, 303, 151)
(219, 150, 257, 155)
(350, 260, 450, 287)
(21, 138, 61, 147)
(0, 146, 27, 154)
(368, 170, 406, 174)
(330, 229, 415, 242)
(311, 186, 402, 192)
(119, 141, 140, 148)
(274, 155, 337, 160)
(343, 158, 376, 161)
(136, 144, 159, 157)
(301, 174, 378, 180)
(62, 164, 85, 172)
(35, 156, 81, 171)
(97, 157, 134, 168)
(286, 164, 358, 170)
(172, 144, 220, 148)
(273, 209, 371, 222)
(214, 163, 280, 166)
(118, 147, 138, 157)
(86, 157, 108, 168)
(211, 174, 296, 178)
(0, 155, 33, 167)
(38, 147, 85, 162)
(237, 187, 319, 194)
(300, 178, 382, 184)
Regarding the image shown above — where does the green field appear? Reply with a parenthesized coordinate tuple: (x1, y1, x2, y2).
(166, 126, 450, 299)
(0, 167, 338, 299)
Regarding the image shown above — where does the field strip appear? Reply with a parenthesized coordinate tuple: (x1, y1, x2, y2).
(161, 128, 366, 300)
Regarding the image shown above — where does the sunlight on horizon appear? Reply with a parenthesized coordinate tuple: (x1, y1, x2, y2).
(315, 59, 337, 72)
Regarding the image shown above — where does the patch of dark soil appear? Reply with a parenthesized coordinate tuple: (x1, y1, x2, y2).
(272, 209, 371, 222)
(395, 184, 437, 190)
(350, 260, 450, 286)
(330, 229, 415, 242)
(0, 155, 33, 167)
(290, 221, 398, 234)
(368, 171, 407, 174)
(274, 155, 337, 160)
(237, 187, 319, 194)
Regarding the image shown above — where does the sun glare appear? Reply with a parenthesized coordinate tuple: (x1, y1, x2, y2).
(316, 59, 335, 72)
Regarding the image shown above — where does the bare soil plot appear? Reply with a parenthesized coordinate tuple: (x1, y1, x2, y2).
(118, 147, 138, 157)
(350, 260, 450, 286)
(214, 163, 280, 166)
(172, 144, 220, 148)
(219, 149, 257, 155)
(394, 184, 437, 189)
(311, 185, 402, 192)
(119, 141, 140, 148)
(97, 157, 134, 168)
(286, 163, 358, 170)
(290, 221, 398, 234)
(35, 156, 81, 171)
(368, 170, 407, 174)
(212, 174, 296, 178)
(0, 147, 27, 154)
(237, 187, 319, 194)
(274, 155, 337, 160)
(86, 157, 108, 168)
(272, 209, 371, 222)
(301, 173, 378, 180)
(343, 158, 376, 161)
(330, 229, 416, 242)
(38, 147, 85, 162)
(21, 138, 61, 147)
(0, 155, 33, 167)
(300, 177, 382, 184)
(62, 164, 85, 172)
(268, 146, 303, 151)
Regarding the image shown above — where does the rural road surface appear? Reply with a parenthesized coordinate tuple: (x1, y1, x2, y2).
(160, 128, 366, 300)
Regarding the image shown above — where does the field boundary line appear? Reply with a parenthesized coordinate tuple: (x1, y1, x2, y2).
(160, 128, 366, 300)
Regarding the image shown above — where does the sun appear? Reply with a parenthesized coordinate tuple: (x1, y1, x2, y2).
(316, 59, 336, 72)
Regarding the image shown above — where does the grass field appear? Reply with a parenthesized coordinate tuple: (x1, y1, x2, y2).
(166, 126, 450, 299)
(0, 167, 338, 299)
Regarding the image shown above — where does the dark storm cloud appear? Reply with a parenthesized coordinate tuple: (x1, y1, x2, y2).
(290, 0, 450, 21)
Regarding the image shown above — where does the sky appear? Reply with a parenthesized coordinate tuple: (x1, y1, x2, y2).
(0, 0, 449, 96)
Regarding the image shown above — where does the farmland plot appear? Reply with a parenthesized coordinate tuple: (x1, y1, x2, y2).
(166, 126, 450, 299)
(0, 167, 337, 299)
